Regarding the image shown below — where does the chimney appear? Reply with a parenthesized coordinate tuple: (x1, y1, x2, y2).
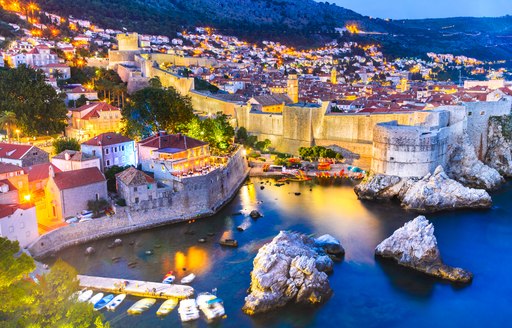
(64, 152, 71, 161)
(49, 165, 55, 178)
(86, 101, 90, 105)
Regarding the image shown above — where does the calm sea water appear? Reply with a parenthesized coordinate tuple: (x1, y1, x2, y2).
(53, 178, 512, 328)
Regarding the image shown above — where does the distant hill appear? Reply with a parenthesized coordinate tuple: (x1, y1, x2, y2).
(36, 0, 512, 60)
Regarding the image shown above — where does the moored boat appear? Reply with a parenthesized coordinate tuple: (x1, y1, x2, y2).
(180, 273, 196, 284)
(219, 239, 238, 247)
(156, 298, 179, 317)
(106, 294, 126, 311)
(178, 299, 200, 322)
(77, 289, 93, 302)
(94, 294, 114, 311)
(88, 293, 104, 306)
(127, 298, 156, 315)
(162, 270, 175, 284)
(196, 292, 226, 321)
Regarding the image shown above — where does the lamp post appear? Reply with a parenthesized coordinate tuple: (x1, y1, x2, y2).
(15, 129, 20, 143)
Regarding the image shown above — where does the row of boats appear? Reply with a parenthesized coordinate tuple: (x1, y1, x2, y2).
(75, 289, 225, 322)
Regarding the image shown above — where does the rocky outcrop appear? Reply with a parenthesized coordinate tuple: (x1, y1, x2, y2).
(485, 116, 512, 177)
(401, 166, 492, 212)
(243, 231, 340, 315)
(354, 174, 410, 201)
(314, 234, 345, 257)
(355, 166, 492, 213)
(376, 216, 473, 283)
(447, 134, 504, 190)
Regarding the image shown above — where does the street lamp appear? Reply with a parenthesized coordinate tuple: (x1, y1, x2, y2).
(15, 129, 20, 143)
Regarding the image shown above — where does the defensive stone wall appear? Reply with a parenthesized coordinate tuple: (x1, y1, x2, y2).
(371, 121, 449, 177)
(464, 100, 512, 159)
(28, 148, 249, 259)
(189, 91, 244, 117)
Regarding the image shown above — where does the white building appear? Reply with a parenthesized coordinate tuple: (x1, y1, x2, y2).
(81, 132, 137, 172)
(51, 150, 101, 172)
(0, 204, 38, 248)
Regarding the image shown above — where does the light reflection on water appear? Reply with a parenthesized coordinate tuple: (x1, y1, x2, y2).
(53, 178, 512, 327)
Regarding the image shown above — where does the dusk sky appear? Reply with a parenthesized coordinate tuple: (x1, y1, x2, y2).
(329, 0, 512, 19)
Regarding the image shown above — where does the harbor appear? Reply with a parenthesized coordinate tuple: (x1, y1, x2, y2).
(77, 275, 195, 300)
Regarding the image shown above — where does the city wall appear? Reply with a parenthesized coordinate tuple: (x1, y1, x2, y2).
(189, 91, 244, 117)
(371, 121, 449, 177)
(28, 148, 249, 259)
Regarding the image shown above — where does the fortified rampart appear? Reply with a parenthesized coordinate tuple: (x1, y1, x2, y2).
(371, 121, 449, 177)
(28, 148, 249, 259)
(463, 100, 512, 159)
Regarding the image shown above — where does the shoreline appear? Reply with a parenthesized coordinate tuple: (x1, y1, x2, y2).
(28, 163, 250, 260)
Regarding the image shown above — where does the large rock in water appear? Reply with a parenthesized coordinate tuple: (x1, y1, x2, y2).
(375, 216, 473, 283)
(243, 231, 339, 315)
(354, 174, 410, 200)
(485, 116, 512, 177)
(400, 166, 492, 213)
(447, 134, 504, 190)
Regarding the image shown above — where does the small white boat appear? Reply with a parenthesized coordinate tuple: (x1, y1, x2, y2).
(80, 210, 94, 218)
(162, 275, 175, 284)
(178, 299, 200, 322)
(196, 292, 225, 321)
(180, 273, 196, 284)
(77, 289, 93, 302)
(127, 298, 156, 315)
(89, 293, 104, 306)
(156, 298, 178, 317)
(94, 294, 114, 311)
(106, 294, 126, 311)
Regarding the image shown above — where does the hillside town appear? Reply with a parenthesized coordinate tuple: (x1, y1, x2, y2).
(2, 1, 512, 327)
(0, 0, 511, 249)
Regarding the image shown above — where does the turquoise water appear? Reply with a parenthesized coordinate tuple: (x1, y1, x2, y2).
(55, 179, 512, 327)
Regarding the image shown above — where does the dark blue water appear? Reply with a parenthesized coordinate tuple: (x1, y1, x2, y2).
(54, 179, 512, 327)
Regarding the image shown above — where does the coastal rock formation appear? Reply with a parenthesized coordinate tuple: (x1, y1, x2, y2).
(400, 166, 492, 213)
(354, 174, 409, 201)
(243, 231, 339, 315)
(375, 216, 473, 283)
(447, 135, 503, 190)
(314, 234, 345, 257)
(485, 116, 512, 177)
(250, 210, 262, 219)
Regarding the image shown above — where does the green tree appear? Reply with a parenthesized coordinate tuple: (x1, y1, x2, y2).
(75, 95, 89, 108)
(180, 114, 235, 154)
(122, 85, 195, 138)
(0, 111, 18, 142)
(53, 138, 80, 154)
(87, 198, 110, 218)
(0, 65, 67, 136)
(0, 238, 108, 327)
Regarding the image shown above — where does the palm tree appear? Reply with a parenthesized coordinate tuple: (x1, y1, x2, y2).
(0, 111, 17, 143)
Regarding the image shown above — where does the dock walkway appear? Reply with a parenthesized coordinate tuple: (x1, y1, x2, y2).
(77, 275, 194, 299)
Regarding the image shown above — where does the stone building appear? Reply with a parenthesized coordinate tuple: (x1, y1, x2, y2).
(51, 150, 101, 172)
(248, 94, 292, 113)
(115, 167, 158, 207)
(66, 102, 123, 140)
(0, 162, 30, 205)
(0, 143, 49, 167)
(0, 204, 38, 248)
(287, 74, 299, 103)
(81, 132, 136, 172)
(45, 166, 107, 221)
(138, 132, 210, 181)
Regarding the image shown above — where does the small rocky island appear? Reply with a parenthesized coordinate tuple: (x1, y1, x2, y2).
(355, 166, 492, 213)
(243, 231, 344, 315)
(375, 216, 473, 283)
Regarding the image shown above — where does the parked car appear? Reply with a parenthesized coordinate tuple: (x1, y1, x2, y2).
(65, 216, 79, 224)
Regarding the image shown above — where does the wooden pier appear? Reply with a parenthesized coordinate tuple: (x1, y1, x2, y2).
(77, 275, 194, 300)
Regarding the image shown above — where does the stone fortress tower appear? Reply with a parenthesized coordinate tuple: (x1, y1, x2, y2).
(287, 73, 299, 103)
(117, 32, 140, 51)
